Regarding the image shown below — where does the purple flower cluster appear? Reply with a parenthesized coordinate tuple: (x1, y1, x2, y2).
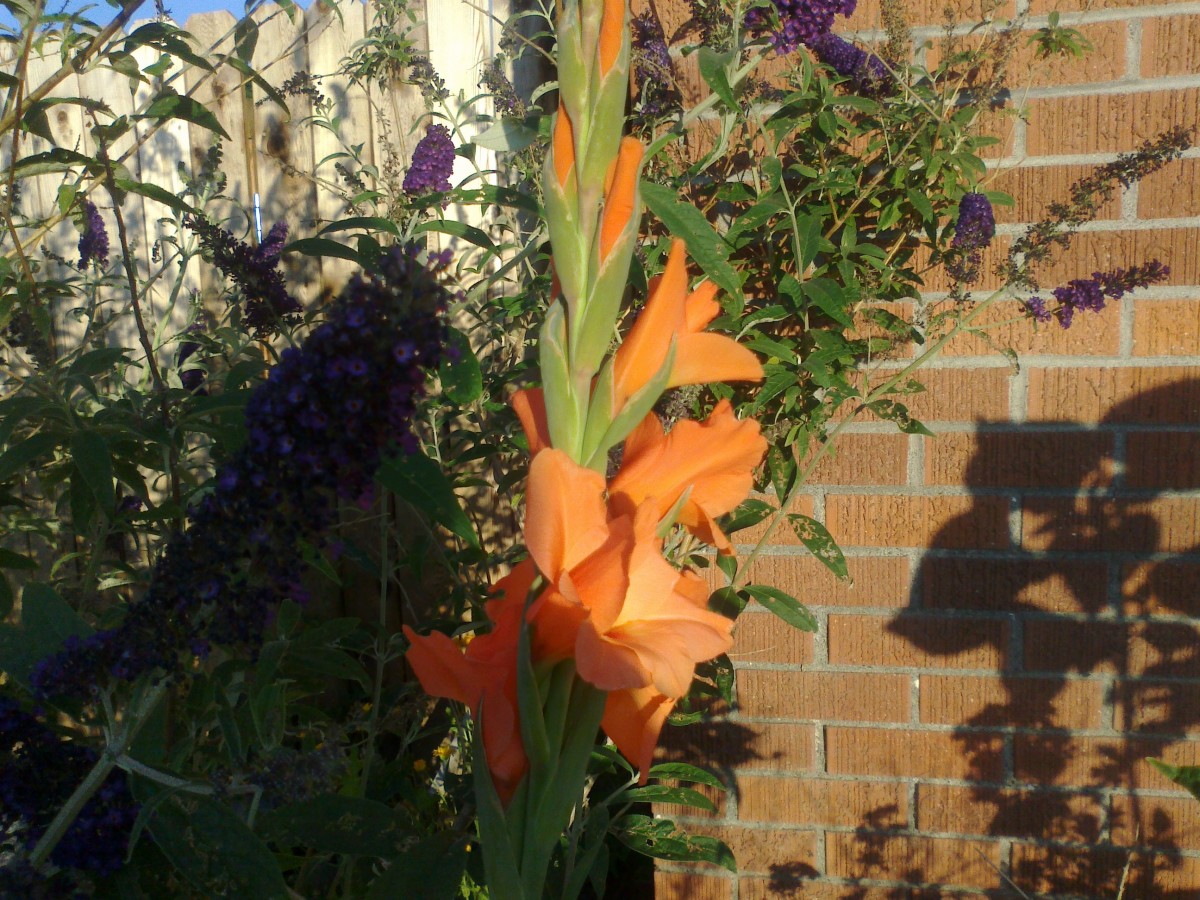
(632, 14, 683, 118)
(947, 192, 996, 283)
(185, 217, 299, 339)
(77, 201, 109, 270)
(30, 246, 449, 700)
(746, 0, 856, 54)
(176, 324, 208, 394)
(480, 57, 525, 118)
(403, 124, 456, 195)
(0, 697, 139, 876)
(808, 32, 888, 93)
(1024, 261, 1170, 328)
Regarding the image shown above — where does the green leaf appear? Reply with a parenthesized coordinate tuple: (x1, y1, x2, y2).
(281, 646, 370, 691)
(283, 237, 363, 264)
(612, 814, 736, 872)
(413, 219, 499, 255)
(0, 432, 59, 483)
(19, 582, 93, 679)
(647, 762, 726, 789)
(720, 498, 775, 535)
(258, 795, 412, 858)
(366, 833, 471, 899)
(145, 793, 288, 898)
(71, 430, 115, 513)
(794, 213, 823, 269)
(377, 451, 479, 548)
(697, 47, 737, 110)
(866, 399, 934, 436)
(744, 583, 818, 632)
(439, 328, 483, 404)
(317, 216, 401, 237)
(787, 512, 849, 581)
(114, 178, 198, 217)
(1149, 759, 1200, 801)
(0, 547, 38, 570)
(641, 181, 741, 301)
(472, 119, 538, 152)
(67, 347, 131, 376)
(13, 148, 101, 178)
(618, 784, 716, 811)
(138, 94, 230, 139)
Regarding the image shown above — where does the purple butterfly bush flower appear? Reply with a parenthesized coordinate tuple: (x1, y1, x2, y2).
(1024, 261, 1169, 328)
(185, 216, 300, 339)
(31, 246, 449, 700)
(0, 697, 138, 877)
(947, 192, 996, 283)
(746, 0, 856, 54)
(77, 201, 109, 270)
(808, 32, 889, 93)
(403, 124, 456, 195)
(632, 13, 683, 118)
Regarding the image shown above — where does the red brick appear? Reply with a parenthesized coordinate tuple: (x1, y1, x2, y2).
(941, 297, 1120, 357)
(1034, 228, 1200, 289)
(679, 822, 818, 876)
(913, 236, 1012, 292)
(919, 674, 1105, 729)
(732, 611, 815, 666)
(1022, 496, 1200, 553)
(659, 721, 815, 773)
(1014, 734, 1200, 789)
(1025, 619, 1200, 677)
(847, 0, 1016, 27)
(827, 726, 1003, 781)
(829, 613, 1008, 671)
(1133, 300, 1200, 355)
(1010, 843, 1200, 898)
(1127, 432, 1200, 490)
(825, 495, 1010, 549)
(1138, 158, 1200, 219)
(825, 832, 1001, 888)
(924, 430, 1114, 488)
(740, 775, 906, 827)
(1111, 792, 1200, 849)
(1141, 15, 1200, 79)
(735, 670, 909, 722)
(652, 778, 730, 820)
(807, 433, 909, 486)
(919, 556, 1109, 614)
(1111, 678, 1200, 737)
(1026, 367, 1200, 424)
(739, 883, 982, 900)
(990, 165, 1122, 226)
(654, 870, 732, 900)
(918, 783, 1104, 842)
(1026, 89, 1200, 157)
(1121, 561, 1200, 617)
(1028, 0, 1193, 11)
(741, 555, 911, 609)
(844, 368, 1012, 424)
(738, 495, 815, 547)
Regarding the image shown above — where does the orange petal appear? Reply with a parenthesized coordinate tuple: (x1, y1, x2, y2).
(612, 238, 689, 405)
(684, 281, 721, 332)
(525, 449, 609, 580)
(599, 137, 643, 263)
(576, 620, 653, 690)
(602, 686, 676, 783)
(552, 100, 575, 188)
(670, 332, 764, 389)
(528, 584, 589, 661)
(403, 625, 485, 708)
(598, 0, 624, 77)
(512, 388, 551, 456)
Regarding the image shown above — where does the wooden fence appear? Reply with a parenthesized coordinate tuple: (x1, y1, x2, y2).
(5, 0, 515, 359)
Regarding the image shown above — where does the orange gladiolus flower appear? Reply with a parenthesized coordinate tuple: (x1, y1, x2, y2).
(599, 137, 643, 263)
(609, 399, 767, 552)
(612, 239, 763, 409)
(512, 388, 551, 456)
(552, 100, 575, 189)
(598, 0, 624, 77)
(403, 574, 532, 804)
(521, 450, 733, 774)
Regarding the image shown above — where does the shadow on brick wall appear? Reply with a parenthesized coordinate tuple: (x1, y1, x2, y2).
(865, 379, 1200, 898)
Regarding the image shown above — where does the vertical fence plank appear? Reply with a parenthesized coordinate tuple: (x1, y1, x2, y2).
(252, 1, 322, 306)
(303, 0, 369, 297)
(183, 10, 255, 320)
(363, 0, 430, 188)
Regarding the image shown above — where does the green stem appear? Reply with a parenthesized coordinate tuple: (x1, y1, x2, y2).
(29, 682, 167, 869)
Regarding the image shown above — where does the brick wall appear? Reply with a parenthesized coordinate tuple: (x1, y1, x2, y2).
(646, 0, 1200, 895)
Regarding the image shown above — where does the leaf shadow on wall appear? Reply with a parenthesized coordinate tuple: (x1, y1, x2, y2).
(858, 378, 1200, 898)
